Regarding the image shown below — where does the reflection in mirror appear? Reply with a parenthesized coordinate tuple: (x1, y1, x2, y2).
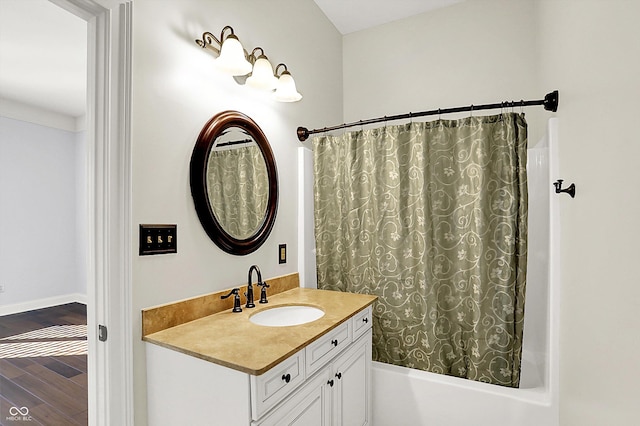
(190, 110, 278, 255)
(207, 127, 268, 240)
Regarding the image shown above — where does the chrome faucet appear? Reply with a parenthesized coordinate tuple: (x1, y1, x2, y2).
(246, 265, 262, 308)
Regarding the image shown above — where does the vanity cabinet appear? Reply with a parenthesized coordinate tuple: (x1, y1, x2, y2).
(145, 305, 372, 426)
(254, 331, 371, 426)
(330, 331, 371, 426)
(252, 364, 331, 426)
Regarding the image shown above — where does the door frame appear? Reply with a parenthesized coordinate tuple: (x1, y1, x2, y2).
(49, 0, 133, 424)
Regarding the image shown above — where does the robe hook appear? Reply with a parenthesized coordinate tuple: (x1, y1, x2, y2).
(553, 179, 576, 198)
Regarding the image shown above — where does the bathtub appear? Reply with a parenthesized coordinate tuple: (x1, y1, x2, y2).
(370, 119, 560, 426)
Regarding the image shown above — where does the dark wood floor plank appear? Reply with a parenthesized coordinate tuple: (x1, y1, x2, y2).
(12, 367, 86, 415)
(23, 362, 88, 406)
(71, 409, 88, 425)
(56, 356, 86, 374)
(0, 374, 44, 409)
(70, 373, 87, 388)
(0, 303, 87, 425)
(0, 395, 45, 426)
(24, 401, 81, 426)
(41, 358, 82, 379)
(4, 358, 33, 370)
(0, 359, 24, 380)
(0, 319, 45, 339)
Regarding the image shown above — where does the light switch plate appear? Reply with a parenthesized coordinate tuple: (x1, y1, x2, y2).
(139, 224, 177, 255)
(279, 244, 287, 264)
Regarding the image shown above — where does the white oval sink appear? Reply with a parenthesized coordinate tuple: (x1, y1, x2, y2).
(250, 305, 324, 327)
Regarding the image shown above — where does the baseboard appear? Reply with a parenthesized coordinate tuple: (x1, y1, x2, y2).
(0, 293, 87, 316)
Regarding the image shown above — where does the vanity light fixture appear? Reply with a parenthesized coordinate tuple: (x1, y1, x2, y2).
(196, 26, 252, 76)
(196, 26, 302, 102)
(273, 64, 302, 103)
(245, 48, 278, 91)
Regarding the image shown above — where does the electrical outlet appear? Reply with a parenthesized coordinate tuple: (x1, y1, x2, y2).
(279, 244, 287, 264)
(0, 284, 5, 293)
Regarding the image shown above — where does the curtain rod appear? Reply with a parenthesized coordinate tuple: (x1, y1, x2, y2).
(215, 138, 254, 148)
(297, 90, 558, 142)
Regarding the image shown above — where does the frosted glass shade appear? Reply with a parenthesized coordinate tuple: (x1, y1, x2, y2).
(246, 56, 278, 91)
(216, 35, 252, 76)
(274, 72, 302, 102)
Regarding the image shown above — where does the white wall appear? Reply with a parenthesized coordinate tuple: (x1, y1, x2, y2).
(0, 113, 86, 313)
(343, 0, 640, 425)
(342, 0, 544, 143)
(130, 1, 342, 424)
(538, 1, 640, 425)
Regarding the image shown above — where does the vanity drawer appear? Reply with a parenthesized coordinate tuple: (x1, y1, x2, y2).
(251, 349, 305, 420)
(352, 305, 372, 341)
(305, 321, 351, 375)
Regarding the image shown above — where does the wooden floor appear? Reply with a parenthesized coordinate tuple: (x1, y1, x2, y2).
(0, 303, 88, 426)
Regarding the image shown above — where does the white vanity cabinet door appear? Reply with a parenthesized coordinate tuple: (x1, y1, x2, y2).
(306, 321, 351, 375)
(251, 349, 305, 420)
(330, 332, 372, 426)
(252, 367, 331, 426)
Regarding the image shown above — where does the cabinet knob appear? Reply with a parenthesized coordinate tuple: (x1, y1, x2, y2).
(363, 317, 369, 323)
(331, 339, 338, 347)
(282, 373, 291, 383)
(327, 379, 334, 387)
(335, 372, 342, 380)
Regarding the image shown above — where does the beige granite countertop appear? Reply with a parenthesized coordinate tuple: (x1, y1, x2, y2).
(143, 287, 377, 375)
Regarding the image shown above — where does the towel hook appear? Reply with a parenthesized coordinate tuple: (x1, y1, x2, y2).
(553, 179, 576, 198)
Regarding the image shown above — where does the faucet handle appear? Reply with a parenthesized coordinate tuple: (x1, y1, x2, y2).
(221, 288, 242, 313)
(258, 281, 270, 304)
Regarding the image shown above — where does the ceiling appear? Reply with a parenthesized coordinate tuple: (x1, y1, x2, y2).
(0, 0, 86, 118)
(313, 0, 463, 34)
(0, 0, 461, 119)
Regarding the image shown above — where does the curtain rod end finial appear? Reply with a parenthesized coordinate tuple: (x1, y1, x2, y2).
(297, 126, 310, 142)
(544, 90, 559, 112)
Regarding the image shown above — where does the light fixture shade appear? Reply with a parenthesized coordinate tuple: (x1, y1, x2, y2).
(246, 56, 278, 91)
(216, 35, 252, 76)
(274, 71, 302, 102)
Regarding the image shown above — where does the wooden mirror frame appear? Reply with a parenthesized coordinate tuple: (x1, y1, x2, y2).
(190, 110, 278, 255)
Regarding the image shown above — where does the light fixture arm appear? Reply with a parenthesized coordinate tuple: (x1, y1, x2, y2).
(274, 63, 289, 77)
(249, 47, 265, 61)
(195, 31, 221, 54)
(195, 26, 240, 56)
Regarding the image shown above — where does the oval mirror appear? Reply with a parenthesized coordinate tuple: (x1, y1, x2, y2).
(190, 111, 278, 255)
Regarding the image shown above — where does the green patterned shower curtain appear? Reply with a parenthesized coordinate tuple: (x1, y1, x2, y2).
(313, 113, 528, 387)
(207, 145, 268, 239)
